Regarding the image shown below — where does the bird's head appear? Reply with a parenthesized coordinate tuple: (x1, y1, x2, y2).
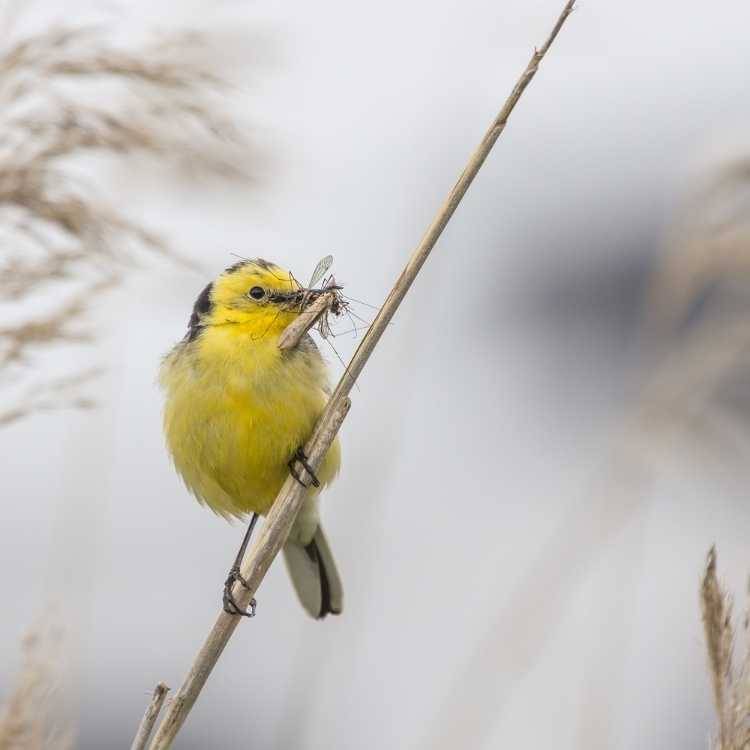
(186, 258, 320, 343)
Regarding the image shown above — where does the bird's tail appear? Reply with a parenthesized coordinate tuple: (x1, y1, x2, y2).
(283, 525, 343, 619)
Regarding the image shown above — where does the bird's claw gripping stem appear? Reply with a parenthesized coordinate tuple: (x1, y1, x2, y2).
(288, 446, 321, 488)
(222, 565, 257, 617)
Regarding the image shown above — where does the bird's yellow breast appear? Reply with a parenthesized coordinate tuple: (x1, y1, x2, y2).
(160, 322, 340, 518)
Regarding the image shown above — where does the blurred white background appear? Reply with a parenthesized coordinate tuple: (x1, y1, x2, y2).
(3, 0, 750, 748)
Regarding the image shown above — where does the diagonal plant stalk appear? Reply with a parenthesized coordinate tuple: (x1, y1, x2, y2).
(131, 683, 170, 750)
(147, 2, 576, 747)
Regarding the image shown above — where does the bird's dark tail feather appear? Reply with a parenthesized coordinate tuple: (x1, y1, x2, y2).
(283, 525, 343, 618)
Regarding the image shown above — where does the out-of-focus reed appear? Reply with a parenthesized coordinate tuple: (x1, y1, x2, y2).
(0, 20, 256, 426)
(0, 623, 72, 750)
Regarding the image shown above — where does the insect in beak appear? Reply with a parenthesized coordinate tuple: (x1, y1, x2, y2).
(269, 285, 343, 311)
(268, 289, 305, 307)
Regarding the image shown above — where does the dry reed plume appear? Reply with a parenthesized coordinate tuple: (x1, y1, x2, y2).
(636, 158, 750, 461)
(646, 160, 750, 340)
(701, 548, 750, 750)
(0, 20, 254, 426)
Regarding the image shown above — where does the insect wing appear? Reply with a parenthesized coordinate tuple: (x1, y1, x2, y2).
(308, 254, 333, 289)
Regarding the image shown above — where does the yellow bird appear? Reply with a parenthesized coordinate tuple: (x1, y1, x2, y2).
(159, 258, 342, 618)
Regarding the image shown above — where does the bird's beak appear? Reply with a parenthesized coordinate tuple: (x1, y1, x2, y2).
(269, 285, 341, 311)
(268, 288, 315, 309)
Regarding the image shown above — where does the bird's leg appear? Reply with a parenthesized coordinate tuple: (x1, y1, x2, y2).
(222, 513, 259, 617)
(288, 446, 321, 488)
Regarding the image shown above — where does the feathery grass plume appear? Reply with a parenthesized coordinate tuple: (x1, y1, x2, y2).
(644, 158, 750, 342)
(0, 367, 101, 426)
(700, 548, 750, 750)
(701, 547, 734, 748)
(0, 17, 257, 426)
(626, 155, 750, 465)
(0, 624, 73, 750)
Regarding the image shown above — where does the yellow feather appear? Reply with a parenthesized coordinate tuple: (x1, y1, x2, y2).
(159, 260, 341, 519)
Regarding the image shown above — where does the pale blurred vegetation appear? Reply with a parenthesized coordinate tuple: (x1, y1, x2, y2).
(3, 3, 750, 749)
(0, 10, 260, 745)
(0, 17, 256, 427)
(0, 623, 72, 750)
(418, 158, 750, 750)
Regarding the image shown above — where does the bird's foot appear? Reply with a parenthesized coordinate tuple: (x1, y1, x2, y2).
(288, 446, 321, 488)
(222, 565, 257, 617)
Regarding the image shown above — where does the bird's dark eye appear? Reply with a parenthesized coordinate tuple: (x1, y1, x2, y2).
(248, 286, 265, 300)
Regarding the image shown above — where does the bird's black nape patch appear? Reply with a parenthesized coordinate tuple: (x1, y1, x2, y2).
(186, 282, 213, 342)
(224, 257, 274, 275)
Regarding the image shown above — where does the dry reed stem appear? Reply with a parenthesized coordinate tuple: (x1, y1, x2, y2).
(148, 397, 351, 749)
(130, 683, 170, 750)
(147, 3, 576, 747)
(277, 292, 336, 350)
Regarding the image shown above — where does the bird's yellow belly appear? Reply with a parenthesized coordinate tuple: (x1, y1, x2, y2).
(162, 343, 340, 518)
